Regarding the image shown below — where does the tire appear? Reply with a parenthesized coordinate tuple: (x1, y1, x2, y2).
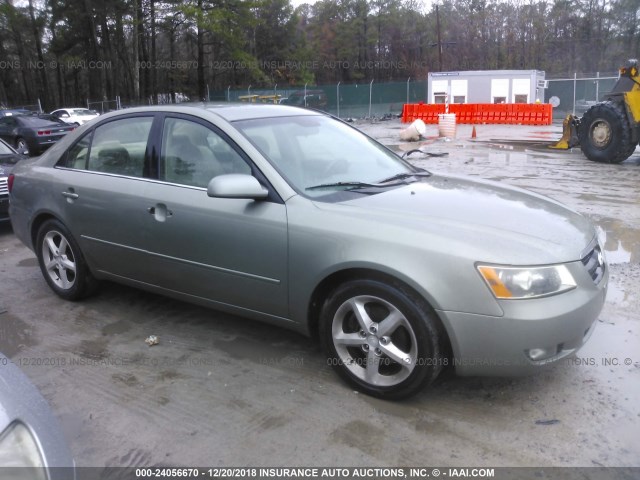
(319, 279, 444, 399)
(578, 101, 634, 163)
(36, 219, 98, 300)
(14, 137, 29, 154)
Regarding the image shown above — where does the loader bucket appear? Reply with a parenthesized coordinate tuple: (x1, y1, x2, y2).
(550, 114, 580, 149)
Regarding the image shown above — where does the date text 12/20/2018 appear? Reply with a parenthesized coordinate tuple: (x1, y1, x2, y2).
(134, 467, 496, 478)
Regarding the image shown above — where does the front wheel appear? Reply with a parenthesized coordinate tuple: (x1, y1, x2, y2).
(578, 101, 635, 163)
(36, 219, 98, 300)
(319, 279, 444, 399)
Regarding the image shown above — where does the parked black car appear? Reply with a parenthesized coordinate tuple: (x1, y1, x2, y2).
(0, 138, 23, 222)
(0, 114, 76, 156)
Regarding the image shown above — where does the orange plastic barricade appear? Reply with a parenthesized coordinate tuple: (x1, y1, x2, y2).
(402, 104, 445, 124)
(401, 103, 553, 125)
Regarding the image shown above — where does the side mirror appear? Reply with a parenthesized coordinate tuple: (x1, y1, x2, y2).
(207, 174, 268, 200)
(16, 146, 29, 156)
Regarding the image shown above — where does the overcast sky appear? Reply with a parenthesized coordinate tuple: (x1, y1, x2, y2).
(290, 0, 433, 13)
(291, 0, 317, 7)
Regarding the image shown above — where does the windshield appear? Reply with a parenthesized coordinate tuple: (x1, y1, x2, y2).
(0, 141, 17, 160)
(234, 115, 415, 198)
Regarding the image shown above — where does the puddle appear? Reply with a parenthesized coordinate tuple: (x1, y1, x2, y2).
(605, 281, 629, 308)
(578, 193, 637, 206)
(0, 313, 38, 357)
(101, 319, 132, 336)
(591, 217, 640, 264)
(486, 151, 532, 166)
(17, 257, 38, 267)
(74, 338, 110, 360)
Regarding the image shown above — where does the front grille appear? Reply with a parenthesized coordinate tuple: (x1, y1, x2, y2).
(581, 244, 605, 284)
(0, 177, 7, 196)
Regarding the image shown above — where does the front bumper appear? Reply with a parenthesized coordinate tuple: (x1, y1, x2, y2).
(437, 259, 608, 376)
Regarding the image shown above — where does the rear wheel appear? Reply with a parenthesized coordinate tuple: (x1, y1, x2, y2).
(319, 279, 444, 399)
(578, 101, 635, 163)
(36, 219, 97, 300)
(14, 137, 28, 154)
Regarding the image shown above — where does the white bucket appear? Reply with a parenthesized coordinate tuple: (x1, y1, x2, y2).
(399, 119, 427, 142)
(438, 114, 457, 139)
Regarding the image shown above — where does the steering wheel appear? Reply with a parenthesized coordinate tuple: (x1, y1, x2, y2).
(321, 157, 349, 177)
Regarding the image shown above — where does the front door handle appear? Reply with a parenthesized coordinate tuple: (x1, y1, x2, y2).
(148, 203, 173, 222)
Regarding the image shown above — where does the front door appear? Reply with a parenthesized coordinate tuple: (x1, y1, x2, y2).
(141, 115, 288, 317)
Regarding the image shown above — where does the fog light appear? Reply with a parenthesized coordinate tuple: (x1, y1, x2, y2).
(526, 347, 558, 362)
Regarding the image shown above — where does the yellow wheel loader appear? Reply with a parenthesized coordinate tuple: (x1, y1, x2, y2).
(551, 59, 640, 163)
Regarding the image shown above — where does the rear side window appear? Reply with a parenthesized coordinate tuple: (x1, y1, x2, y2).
(65, 133, 93, 169)
(61, 117, 153, 177)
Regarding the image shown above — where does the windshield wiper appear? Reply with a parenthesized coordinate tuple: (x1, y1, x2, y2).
(305, 182, 387, 190)
(378, 171, 432, 183)
(305, 181, 388, 191)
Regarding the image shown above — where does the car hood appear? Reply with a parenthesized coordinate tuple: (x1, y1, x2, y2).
(313, 173, 596, 265)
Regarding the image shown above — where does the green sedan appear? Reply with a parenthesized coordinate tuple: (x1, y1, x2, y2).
(8, 104, 607, 399)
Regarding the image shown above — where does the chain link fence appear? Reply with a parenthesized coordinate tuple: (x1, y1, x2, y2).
(87, 98, 121, 113)
(0, 100, 43, 113)
(214, 80, 427, 119)
(216, 74, 622, 121)
(546, 74, 618, 119)
(30, 73, 621, 121)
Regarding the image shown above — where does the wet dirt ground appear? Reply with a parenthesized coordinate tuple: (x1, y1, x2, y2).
(0, 120, 638, 468)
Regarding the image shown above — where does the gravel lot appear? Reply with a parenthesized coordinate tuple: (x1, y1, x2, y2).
(0, 119, 638, 468)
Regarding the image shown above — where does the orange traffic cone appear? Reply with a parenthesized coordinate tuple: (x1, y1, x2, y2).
(471, 126, 477, 139)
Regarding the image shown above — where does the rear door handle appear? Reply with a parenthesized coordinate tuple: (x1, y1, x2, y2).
(62, 189, 79, 201)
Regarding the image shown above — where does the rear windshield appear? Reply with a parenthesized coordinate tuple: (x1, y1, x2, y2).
(18, 116, 65, 127)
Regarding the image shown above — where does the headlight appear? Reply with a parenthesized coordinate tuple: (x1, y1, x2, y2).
(0, 422, 46, 478)
(477, 264, 576, 299)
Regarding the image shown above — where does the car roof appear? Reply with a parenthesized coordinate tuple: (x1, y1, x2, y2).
(0, 109, 31, 117)
(13, 115, 63, 124)
(205, 104, 322, 121)
(52, 108, 89, 113)
(96, 103, 322, 123)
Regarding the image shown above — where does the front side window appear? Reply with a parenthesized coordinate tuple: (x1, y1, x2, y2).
(160, 117, 250, 188)
(86, 117, 153, 177)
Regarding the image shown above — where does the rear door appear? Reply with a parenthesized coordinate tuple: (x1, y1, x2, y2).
(53, 114, 157, 280)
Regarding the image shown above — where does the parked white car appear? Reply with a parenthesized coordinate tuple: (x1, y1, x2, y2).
(50, 108, 99, 126)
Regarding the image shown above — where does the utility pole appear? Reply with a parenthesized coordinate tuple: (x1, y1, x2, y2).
(431, 5, 456, 71)
(436, 5, 443, 72)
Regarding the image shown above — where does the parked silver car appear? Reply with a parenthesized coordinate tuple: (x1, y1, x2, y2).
(0, 138, 24, 222)
(8, 104, 607, 398)
(0, 352, 75, 478)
